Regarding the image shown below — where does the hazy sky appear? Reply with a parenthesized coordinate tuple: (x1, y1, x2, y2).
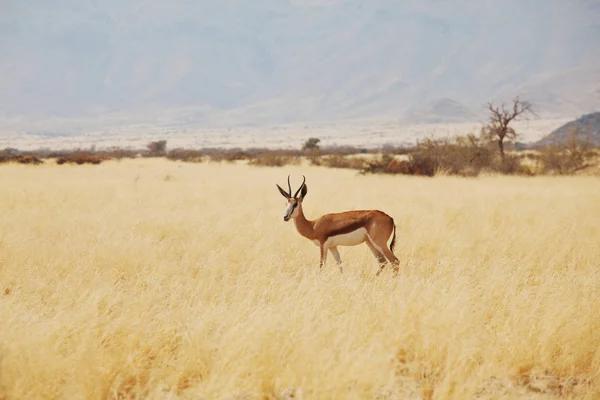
(1, 0, 599, 129)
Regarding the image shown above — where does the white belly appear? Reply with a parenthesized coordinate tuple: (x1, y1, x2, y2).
(325, 228, 367, 247)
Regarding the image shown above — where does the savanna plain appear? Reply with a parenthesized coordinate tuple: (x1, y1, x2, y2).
(1, 159, 599, 400)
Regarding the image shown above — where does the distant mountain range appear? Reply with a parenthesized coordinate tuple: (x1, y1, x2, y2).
(403, 98, 483, 124)
(532, 112, 600, 148)
(1, 0, 600, 132)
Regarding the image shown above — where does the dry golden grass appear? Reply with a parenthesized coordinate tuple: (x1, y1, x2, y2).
(1, 159, 599, 399)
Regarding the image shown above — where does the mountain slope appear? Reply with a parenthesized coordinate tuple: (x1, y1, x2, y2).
(1, 0, 599, 130)
(506, 67, 600, 117)
(403, 98, 483, 124)
(532, 112, 600, 147)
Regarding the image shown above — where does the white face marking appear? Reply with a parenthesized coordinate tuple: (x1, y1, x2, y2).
(325, 228, 368, 247)
(283, 200, 298, 221)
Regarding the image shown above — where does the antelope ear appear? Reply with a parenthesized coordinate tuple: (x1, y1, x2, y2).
(276, 184, 289, 198)
(299, 184, 308, 200)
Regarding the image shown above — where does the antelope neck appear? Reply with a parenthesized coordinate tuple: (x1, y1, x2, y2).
(293, 203, 315, 240)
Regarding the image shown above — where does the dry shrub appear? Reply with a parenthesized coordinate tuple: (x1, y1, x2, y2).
(16, 155, 43, 165)
(0, 148, 20, 163)
(319, 145, 369, 156)
(538, 147, 591, 175)
(360, 137, 491, 176)
(167, 149, 204, 163)
(535, 124, 600, 175)
(0, 156, 13, 164)
(3, 155, 44, 165)
(248, 154, 301, 167)
(0, 153, 43, 165)
(207, 149, 252, 163)
(408, 135, 496, 176)
(520, 151, 540, 162)
(97, 149, 139, 160)
(56, 153, 104, 165)
(359, 135, 532, 176)
(307, 155, 322, 166)
(312, 145, 409, 157)
(380, 144, 415, 155)
(1, 155, 13, 164)
(538, 140, 597, 175)
(492, 154, 533, 175)
(310, 154, 368, 170)
(360, 154, 412, 175)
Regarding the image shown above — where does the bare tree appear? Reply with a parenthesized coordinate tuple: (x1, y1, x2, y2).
(482, 97, 536, 160)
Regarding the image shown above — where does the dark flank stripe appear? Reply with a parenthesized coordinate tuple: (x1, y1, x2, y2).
(327, 220, 365, 238)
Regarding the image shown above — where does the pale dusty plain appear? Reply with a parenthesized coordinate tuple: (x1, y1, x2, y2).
(0, 159, 599, 399)
(0, 118, 570, 151)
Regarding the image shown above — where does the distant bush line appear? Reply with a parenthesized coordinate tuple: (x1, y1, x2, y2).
(1, 135, 598, 177)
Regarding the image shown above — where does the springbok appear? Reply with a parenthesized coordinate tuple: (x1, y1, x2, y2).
(277, 175, 399, 275)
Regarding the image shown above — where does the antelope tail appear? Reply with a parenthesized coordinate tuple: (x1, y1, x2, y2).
(390, 223, 397, 253)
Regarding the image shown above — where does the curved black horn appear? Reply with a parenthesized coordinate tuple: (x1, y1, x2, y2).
(287, 175, 292, 197)
(294, 175, 306, 198)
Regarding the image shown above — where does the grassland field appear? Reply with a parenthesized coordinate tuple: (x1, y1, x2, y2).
(1, 158, 599, 399)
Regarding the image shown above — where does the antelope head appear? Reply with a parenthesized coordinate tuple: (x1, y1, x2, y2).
(276, 175, 308, 221)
